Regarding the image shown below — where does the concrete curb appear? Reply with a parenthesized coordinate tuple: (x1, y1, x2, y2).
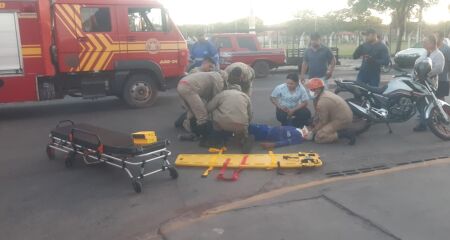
(158, 157, 450, 239)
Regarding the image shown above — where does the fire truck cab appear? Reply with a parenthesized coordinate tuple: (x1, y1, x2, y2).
(0, 0, 188, 107)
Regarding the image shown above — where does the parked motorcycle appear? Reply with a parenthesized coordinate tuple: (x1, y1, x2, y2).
(335, 58, 450, 140)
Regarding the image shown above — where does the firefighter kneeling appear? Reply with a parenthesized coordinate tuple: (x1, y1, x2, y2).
(177, 71, 228, 138)
(224, 62, 255, 96)
(205, 67, 254, 153)
(306, 78, 356, 145)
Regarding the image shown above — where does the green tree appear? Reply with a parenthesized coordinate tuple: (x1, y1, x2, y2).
(179, 18, 265, 37)
(325, 8, 384, 32)
(348, 0, 438, 53)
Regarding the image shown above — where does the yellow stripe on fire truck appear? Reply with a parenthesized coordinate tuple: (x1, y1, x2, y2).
(22, 45, 42, 58)
(55, 4, 187, 72)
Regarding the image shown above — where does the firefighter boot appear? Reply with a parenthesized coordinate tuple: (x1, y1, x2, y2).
(199, 130, 225, 149)
(241, 134, 255, 154)
(192, 121, 212, 138)
(178, 133, 199, 141)
(174, 112, 187, 129)
(337, 129, 356, 145)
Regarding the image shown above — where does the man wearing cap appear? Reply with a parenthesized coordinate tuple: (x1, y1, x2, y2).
(177, 71, 228, 137)
(353, 28, 390, 87)
(306, 78, 356, 145)
(225, 62, 255, 96)
(300, 32, 336, 88)
(189, 32, 219, 71)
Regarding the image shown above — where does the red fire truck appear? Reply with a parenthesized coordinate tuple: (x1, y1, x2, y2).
(0, 0, 188, 108)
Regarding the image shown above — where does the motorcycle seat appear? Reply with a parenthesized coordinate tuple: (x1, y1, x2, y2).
(355, 82, 387, 94)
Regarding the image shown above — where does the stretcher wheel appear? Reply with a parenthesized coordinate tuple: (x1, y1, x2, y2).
(65, 155, 74, 168)
(46, 145, 55, 160)
(168, 167, 178, 179)
(132, 180, 142, 193)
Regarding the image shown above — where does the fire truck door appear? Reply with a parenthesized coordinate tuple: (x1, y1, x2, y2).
(118, 6, 179, 73)
(53, 3, 81, 72)
(74, 5, 120, 72)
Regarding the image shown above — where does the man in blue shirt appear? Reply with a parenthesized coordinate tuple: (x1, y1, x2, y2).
(189, 32, 219, 71)
(300, 32, 336, 87)
(353, 28, 390, 87)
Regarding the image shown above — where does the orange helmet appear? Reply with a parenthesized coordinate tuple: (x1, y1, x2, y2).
(307, 78, 325, 90)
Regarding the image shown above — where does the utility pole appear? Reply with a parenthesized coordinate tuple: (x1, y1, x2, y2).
(447, 4, 450, 37)
(416, 4, 423, 45)
(249, 0, 256, 34)
(404, 17, 407, 41)
(314, 16, 318, 32)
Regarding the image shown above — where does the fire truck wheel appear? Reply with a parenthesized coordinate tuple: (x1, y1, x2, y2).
(253, 61, 270, 78)
(123, 74, 158, 108)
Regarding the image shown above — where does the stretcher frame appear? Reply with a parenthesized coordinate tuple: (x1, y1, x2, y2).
(46, 121, 178, 193)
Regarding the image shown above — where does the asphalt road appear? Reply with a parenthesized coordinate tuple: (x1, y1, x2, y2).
(163, 158, 450, 240)
(1, 66, 449, 240)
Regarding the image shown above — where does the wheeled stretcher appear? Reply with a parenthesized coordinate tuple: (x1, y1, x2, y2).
(46, 120, 178, 193)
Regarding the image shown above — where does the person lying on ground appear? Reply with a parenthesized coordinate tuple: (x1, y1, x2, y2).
(248, 123, 309, 150)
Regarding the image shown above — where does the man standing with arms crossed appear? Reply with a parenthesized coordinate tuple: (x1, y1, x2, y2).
(353, 28, 390, 87)
(300, 33, 336, 88)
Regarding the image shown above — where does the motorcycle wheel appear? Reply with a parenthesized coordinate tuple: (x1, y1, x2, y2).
(352, 115, 372, 135)
(427, 105, 450, 141)
(347, 98, 372, 135)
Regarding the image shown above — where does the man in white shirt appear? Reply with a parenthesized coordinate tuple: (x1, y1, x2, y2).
(414, 35, 445, 132)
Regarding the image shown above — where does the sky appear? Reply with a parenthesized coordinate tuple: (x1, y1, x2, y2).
(160, 0, 450, 25)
